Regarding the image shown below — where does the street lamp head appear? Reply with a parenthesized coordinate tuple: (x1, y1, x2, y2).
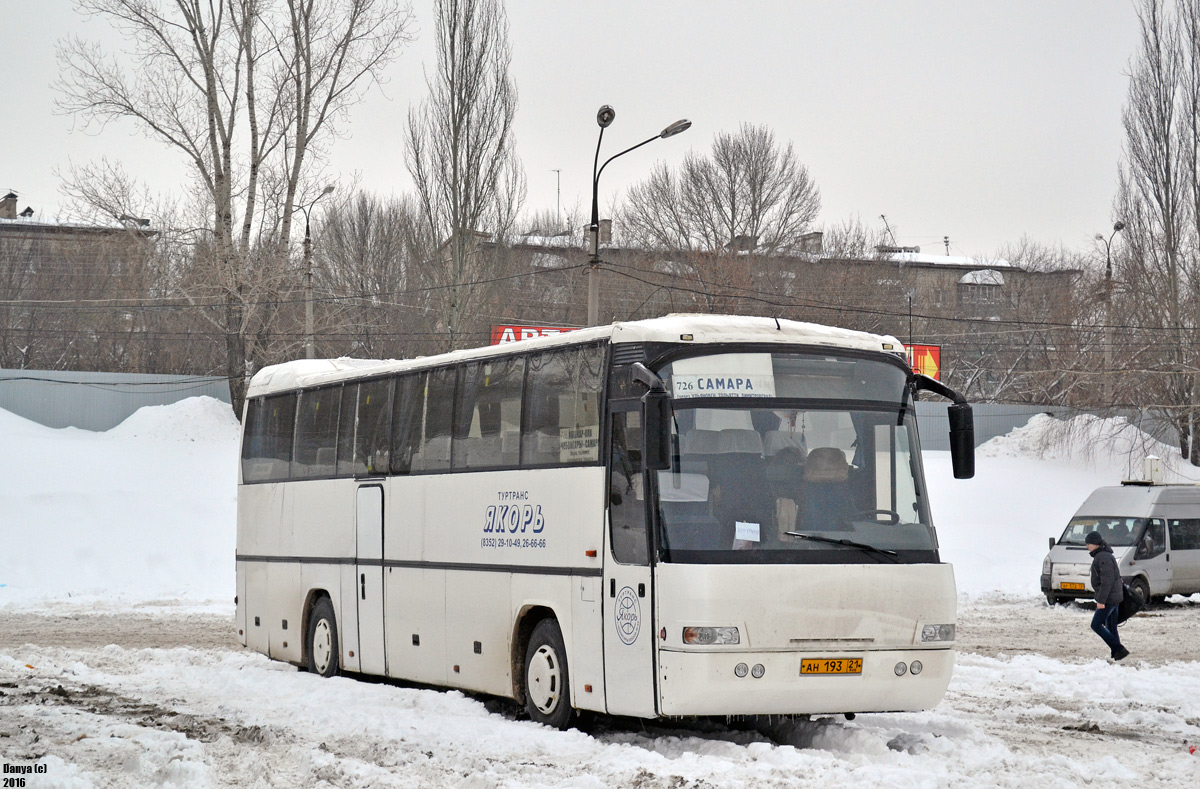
(596, 105, 616, 128)
(1095, 233, 1105, 241)
(660, 119, 692, 138)
(1113, 220, 1125, 232)
(321, 185, 335, 196)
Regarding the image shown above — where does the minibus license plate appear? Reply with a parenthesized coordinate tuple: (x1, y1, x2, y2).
(800, 658, 862, 676)
(1060, 582, 1085, 590)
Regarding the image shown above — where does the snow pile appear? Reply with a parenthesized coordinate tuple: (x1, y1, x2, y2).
(978, 412, 1194, 482)
(106, 396, 242, 442)
(0, 396, 239, 608)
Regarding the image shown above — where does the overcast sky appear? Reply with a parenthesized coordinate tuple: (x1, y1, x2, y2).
(2, 1, 1140, 259)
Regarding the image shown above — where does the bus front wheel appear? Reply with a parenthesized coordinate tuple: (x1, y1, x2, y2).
(524, 619, 573, 729)
(306, 597, 340, 678)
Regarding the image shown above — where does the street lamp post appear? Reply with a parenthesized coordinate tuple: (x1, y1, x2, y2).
(587, 106, 691, 326)
(1097, 220, 1125, 405)
(905, 288, 916, 346)
(299, 185, 335, 359)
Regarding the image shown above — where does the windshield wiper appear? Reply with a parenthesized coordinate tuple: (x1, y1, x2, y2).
(784, 532, 900, 562)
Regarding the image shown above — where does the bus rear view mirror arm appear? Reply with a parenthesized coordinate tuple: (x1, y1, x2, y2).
(912, 374, 975, 480)
(631, 362, 667, 393)
(632, 363, 672, 471)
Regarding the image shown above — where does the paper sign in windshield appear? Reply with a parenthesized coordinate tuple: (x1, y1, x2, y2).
(735, 521, 761, 542)
(671, 353, 775, 399)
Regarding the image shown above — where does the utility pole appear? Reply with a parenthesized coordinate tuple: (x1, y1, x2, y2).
(299, 185, 335, 359)
(906, 289, 916, 346)
(551, 169, 561, 231)
(944, 235, 950, 256)
(1097, 220, 1125, 405)
(587, 106, 691, 326)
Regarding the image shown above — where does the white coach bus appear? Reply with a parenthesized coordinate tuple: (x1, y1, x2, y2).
(236, 315, 975, 728)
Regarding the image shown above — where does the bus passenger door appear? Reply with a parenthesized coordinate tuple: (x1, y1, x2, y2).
(603, 407, 658, 717)
(356, 484, 386, 675)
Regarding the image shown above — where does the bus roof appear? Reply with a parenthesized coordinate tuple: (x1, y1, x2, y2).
(246, 314, 904, 399)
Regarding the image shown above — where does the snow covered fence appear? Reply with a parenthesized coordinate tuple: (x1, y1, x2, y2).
(915, 401, 1178, 451)
(0, 368, 231, 431)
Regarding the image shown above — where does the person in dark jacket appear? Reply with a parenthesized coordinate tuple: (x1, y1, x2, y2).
(1086, 531, 1129, 661)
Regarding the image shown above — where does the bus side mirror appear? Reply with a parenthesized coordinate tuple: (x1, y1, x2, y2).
(642, 390, 672, 471)
(948, 402, 974, 479)
(1049, 537, 1056, 550)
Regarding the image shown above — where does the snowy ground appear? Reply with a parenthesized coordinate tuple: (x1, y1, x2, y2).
(3, 400, 1200, 787)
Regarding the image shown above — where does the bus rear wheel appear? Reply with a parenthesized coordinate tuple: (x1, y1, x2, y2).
(524, 619, 573, 729)
(306, 597, 340, 678)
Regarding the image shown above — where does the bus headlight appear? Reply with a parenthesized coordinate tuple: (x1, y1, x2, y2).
(921, 624, 955, 642)
(682, 626, 740, 645)
(1042, 556, 1052, 575)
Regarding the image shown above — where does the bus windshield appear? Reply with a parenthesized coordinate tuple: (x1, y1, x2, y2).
(652, 352, 936, 564)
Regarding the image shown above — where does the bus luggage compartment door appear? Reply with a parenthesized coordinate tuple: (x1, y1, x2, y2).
(356, 484, 386, 675)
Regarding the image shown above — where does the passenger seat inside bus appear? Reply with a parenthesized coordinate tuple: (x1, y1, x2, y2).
(658, 472, 723, 551)
(801, 447, 853, 531)
(314, 447, 337, 474)
(679, 429, 720, 474)
(764, 444, 806, 538)
(709, 429, 771, 547)
(412, 435, 451, 471)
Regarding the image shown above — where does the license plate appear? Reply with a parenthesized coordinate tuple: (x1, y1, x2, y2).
(1060, 582, 1085, 590)
(800, 658, 863, 675)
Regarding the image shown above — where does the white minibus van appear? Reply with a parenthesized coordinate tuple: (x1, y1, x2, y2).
(1042, 482, 1200, 606)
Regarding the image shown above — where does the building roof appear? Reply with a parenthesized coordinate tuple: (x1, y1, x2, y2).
(886, 251, 1012, 269)
(0, 215, 155, 237)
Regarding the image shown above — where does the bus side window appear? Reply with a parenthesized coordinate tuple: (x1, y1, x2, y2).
(455, 357, 524, 470)
(242, 393, 296, 482)
(336, 383, 358, 477)
(391, 373, 425, 475)
(355, 378, 395, 476)
(240, 398, 264, 482)
(292, 386, 341, 479)
(523, 344, 604, 467)
(609, 410, 648, 564)
(411, 366, 456, 473)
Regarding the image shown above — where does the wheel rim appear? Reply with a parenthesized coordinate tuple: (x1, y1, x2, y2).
(527, 644, 562, 715)
(312, 619, 333, 674)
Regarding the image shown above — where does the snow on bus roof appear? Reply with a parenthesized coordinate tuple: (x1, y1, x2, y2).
(247, 315, 903, 398)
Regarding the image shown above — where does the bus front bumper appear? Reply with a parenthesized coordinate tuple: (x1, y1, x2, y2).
(656, 647, 954, 717)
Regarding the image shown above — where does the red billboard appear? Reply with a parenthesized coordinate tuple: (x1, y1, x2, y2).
(906, 344, 941, 380)
(490, 325, 580, 345)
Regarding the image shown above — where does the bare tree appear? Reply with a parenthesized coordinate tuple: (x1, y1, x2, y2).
(272, 0, 414, 246)
(820, 215, 888, 260)
(316, 190, 434, 358)
(1117, 0, 1200, 463)
(620, 123, 821, 255)
(55, 0, 414, 411)
(405, 0, 526, 352)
